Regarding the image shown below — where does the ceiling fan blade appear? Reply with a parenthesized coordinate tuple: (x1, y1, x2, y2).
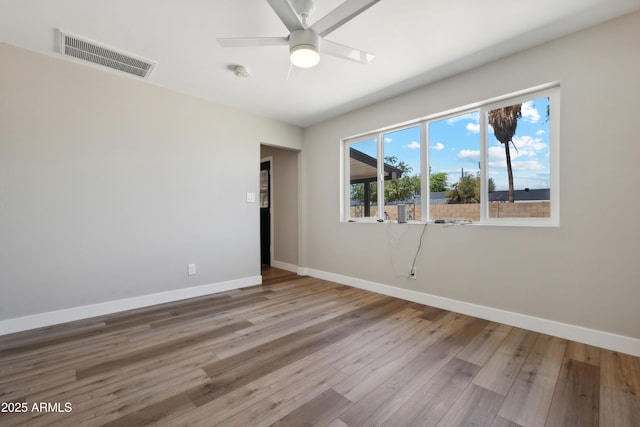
(267, 0, 304, 32)
(311, 0, 381, 37)
(321, 39, 375, 64)
(217, 37, 289, 48)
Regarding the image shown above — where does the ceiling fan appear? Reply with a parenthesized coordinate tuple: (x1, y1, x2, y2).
(217, 0, 381, 68)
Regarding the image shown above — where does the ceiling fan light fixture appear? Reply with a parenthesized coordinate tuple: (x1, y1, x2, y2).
(289, 29, 320, 68)
(290, 44, 320, 68)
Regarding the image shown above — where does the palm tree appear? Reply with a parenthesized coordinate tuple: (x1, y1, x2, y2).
(488, 104, 522, 203)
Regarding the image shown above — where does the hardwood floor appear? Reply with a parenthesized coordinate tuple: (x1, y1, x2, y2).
(1, 268, 639, 426)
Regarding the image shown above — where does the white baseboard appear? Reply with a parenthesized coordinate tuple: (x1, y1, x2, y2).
(270, 260, 298, 273)
(0, 275, 262, 336)
(303, 268, 640, 357)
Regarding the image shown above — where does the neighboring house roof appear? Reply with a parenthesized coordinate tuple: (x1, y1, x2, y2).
(349, 148, 403, 184)
(489, 188, 550, 202)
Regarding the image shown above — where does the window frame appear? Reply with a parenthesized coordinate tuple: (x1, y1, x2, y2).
(341, 83, 560, 227)
(342, 132, 380, 223)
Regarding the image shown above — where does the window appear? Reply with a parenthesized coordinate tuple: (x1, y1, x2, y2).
(348, 137, 378, 218)
(485, 96, 553, 221)
(428, 111, 481, 222)
(346, 126, 422, 221)
(342, 85, 559, 226)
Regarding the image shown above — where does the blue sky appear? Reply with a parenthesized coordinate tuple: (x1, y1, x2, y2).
(354, 96, 550, 192)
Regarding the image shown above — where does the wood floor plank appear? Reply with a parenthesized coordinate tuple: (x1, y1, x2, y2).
(338, 339, 462, 426)
(545, 358, 600, 427)
(270, 388, 352, 427)
(2, 364, 209, 427)
(76, 320, 253, 380)
(326, 419, 350, 427)
(564, 341, 601, 366)
(334, 311, 466, 401)
(599, 350, 640, 427)
(497, 334, 567, 427)
(156, 348, 346, 426)
(473, 327, 538, 395)
(21, 352, 215, 416)
(381, 357, 481, 427)
(100, 393, 196, 427)
(457, 322, 512, 366)
(334, 309, 423, 365)
(157, 306, 422, 426)
(491, 415, 524, 427)
(417, 305, 449, 322)
(209, 366, 347, 427)
(446, 316, 490, 347)
(187, 297, 408, 406)
(1, 268, 638, 427)
(45, 368, 209, 427)
(213, 297, 361, 360)
(434, 384, 505, 427)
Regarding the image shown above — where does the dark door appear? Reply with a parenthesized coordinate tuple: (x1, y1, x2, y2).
(260, 161, 271, 266)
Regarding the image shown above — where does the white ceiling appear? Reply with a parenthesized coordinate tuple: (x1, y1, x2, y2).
(2, 0, 639, 127)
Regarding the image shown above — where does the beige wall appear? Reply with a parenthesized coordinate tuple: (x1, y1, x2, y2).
(260, 145, 299, 267)
(302, 12, 640, 340)
(0, 43, 302, 321)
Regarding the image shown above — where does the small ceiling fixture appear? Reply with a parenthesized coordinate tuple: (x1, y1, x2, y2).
(232, 65, 249, 77)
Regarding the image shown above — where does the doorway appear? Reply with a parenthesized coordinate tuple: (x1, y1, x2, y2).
(260, 159, 271, 267)
(260, 145, 299, 272)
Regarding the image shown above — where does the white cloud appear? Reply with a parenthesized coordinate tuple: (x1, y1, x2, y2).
(488, 147, 516, 169)
(488, 161, 507, 169)
(458, 149, 480, 162)
(521, 101, 541, 123)
(511, 160, 545, 171)
(431, 142, 444, 151)
(407, 141, 420, 149)
(488, 146, 505, 162)
(513, 135, 546, 151)
(384, 137, 392, 143)
(489, 143, 543, 165)
(466, 123, 480, 134)
(536, 129, 545, 136)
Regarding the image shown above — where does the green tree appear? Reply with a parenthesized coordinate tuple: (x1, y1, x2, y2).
(446, 173, 495, 204)
(446, 174, 478, 204)
(429, 172, 448, 192)
(488, 176, 496, 193)
(350, 181, 376, 204)
(488, 104, 522, 203)
(383, 156, 420, 202)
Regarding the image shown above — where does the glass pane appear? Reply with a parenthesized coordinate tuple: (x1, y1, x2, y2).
(428, 111, 481, 221)
(382, 126, 421, 221)
(349, 138, 378, 218)
(259, 170, 269, 208)
(487, 97, 550, 218)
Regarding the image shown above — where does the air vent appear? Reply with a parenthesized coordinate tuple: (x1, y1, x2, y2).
(58, 31, 156, 78)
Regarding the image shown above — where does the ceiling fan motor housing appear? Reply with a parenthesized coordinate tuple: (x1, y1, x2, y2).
(289, 29, 320, 67)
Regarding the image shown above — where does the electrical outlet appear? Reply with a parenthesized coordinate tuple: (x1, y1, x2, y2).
(409, 267, 417, 279)
(188, 264, 196, 276)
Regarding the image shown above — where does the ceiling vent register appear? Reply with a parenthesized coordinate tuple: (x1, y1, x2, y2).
(58, 31, 156, 78)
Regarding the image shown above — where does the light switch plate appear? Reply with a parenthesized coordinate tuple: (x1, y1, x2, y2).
(246, 192, 256, 203)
